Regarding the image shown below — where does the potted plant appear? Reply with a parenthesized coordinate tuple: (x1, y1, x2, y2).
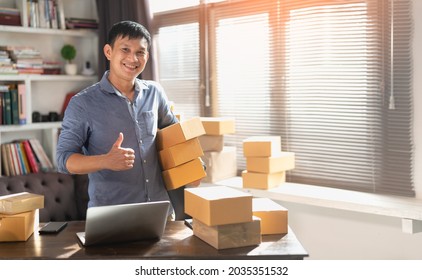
(61, 44, 77, 75)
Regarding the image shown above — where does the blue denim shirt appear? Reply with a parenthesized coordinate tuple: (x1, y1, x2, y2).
(56, 71, 178, 207)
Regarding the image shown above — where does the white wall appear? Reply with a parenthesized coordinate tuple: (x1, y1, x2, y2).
(287, 0, 422, 259)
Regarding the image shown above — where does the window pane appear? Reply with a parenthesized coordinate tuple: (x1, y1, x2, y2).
(156, 23, 201, 118)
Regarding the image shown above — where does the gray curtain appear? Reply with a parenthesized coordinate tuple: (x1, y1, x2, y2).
(95, 0, 154, 80)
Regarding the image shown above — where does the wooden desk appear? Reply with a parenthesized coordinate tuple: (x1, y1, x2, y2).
(0, 221, 308, 260)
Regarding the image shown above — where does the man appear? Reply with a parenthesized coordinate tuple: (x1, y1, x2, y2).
(56, 21, 196, 210)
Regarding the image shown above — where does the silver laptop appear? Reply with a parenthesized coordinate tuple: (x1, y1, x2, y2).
(76, 201, 170, 246)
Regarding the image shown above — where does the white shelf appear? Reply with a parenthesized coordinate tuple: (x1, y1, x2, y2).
(0, 122, 62, 132)
(0, 24, 97, 37)
(0, 74, 97, 82)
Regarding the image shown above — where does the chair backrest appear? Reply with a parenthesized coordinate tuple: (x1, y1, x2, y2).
(0, 172, 89, 222)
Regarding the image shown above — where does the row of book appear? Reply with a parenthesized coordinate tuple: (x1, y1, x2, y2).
(21, 0, 65, 30)
(0, 45, 61, 75)
(1, 138, 54, 176)
(0, 83, 26, 125)
(0, 1, 98, 30)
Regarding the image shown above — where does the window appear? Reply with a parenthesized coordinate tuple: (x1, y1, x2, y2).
(151, 0, 414, 197)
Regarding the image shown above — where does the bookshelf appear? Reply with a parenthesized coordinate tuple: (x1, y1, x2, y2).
(0, 0, 99, 175)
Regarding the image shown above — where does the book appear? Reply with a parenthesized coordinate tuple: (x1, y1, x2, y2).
(22, 139, 40, 173)
(18, 142, 31, 174)
(18, 84, 27, 124)
(9, 143, 22, 175)
(15, 143, 28, 174)
(56, 0, 65, 30)
(10, 88, 19, 125)
(2, 88, 12, 125)
(1, 143, 10, 176)
(60, 92, 76, 118)
(29, 138, 53, 171)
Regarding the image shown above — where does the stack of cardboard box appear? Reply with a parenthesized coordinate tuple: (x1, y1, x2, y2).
(241, 136, 295, 189)
(0, 192, 44, 241)
(157, 117, 207, 190)
(184, 186, 261, 249)
(199, 117, 237, 183)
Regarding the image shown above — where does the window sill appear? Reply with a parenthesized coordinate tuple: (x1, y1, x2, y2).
(210, 177, 422, 234)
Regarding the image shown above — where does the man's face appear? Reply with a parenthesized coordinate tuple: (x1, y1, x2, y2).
(104, 35, 149, 81)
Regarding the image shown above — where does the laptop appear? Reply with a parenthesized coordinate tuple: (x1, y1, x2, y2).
(76, 200, 170, 246)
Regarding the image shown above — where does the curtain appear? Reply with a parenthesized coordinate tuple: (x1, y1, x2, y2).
(95, 0, 154, 80)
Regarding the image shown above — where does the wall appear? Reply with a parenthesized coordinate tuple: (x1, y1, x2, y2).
(285, 0, 422, 259)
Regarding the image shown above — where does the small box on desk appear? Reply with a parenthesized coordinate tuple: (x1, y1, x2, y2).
(243, 136, 281, 157)
(192, 216, 261, 249)
(201, 146, 237, 183)
(0, 209, 39, 242)
(0, 192, 44, 215)
(246, 152, 295, 173)
(200, 117, 236, 135)
(253, 198, 288, 235)
(184, 186, 252, 226)
(156, 117, 205, 150)
(242, 170, 286, 189)
(162, 158, 206, 190)
(159, 138, 204, 170)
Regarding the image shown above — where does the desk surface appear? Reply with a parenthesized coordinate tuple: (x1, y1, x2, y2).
(0, 221, 308, 260)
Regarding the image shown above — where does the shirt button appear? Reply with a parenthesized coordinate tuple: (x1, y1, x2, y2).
(146, 179, 149, 183)
(139, 139, 143, 144)
(143, 160, 147, 164)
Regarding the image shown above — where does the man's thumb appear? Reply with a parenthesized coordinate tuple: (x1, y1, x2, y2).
(113, 132, 124, 148)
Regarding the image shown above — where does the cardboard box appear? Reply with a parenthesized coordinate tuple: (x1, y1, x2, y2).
(253, 198, 288, 235)
(162, 158, 206, 190)
(0, 192, 44, 215)
(200, 117, 235, 135)
(159, 138, 204, 170)
(192, 216, 261, 249)
(198, 135, 224, 152)
(156, 117, 206, 150)
(0, 209, 39, 242)
(246, 152, 295, 173)
(243, 136, 281, 157)
(201, 146, 237, 183)
(184, 186, 253, 226)
(242, 170, 286, 189)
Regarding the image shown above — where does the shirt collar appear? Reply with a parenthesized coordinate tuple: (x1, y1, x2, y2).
(99, 71, 149, 97)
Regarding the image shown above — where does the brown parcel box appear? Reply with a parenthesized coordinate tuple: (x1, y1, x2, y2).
(243, 136, 281, 157)
(184, 186, 252, 226)
(201, 146, 237, 183)
(0, 209, 39, 242)
(0, 192, 44, 215)
(253, 198, 288, 235)
(162, 158, 207, 190)
(192, 216, 261, 249)
(200, 117, 235, 135)
(156, 117, 205, 150)
(242, 170, 286, 189)
(198, 135, 224, 152)
(159, 138, 204, 170)
(246, 152, 295, 173)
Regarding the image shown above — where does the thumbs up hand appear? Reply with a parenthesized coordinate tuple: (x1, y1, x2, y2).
(105, 132, 135, 171)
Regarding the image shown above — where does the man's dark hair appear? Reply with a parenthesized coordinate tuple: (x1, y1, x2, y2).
(107, 21, 151, 50)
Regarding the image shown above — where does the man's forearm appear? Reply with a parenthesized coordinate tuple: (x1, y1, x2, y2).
(65, 153, 107, 174)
